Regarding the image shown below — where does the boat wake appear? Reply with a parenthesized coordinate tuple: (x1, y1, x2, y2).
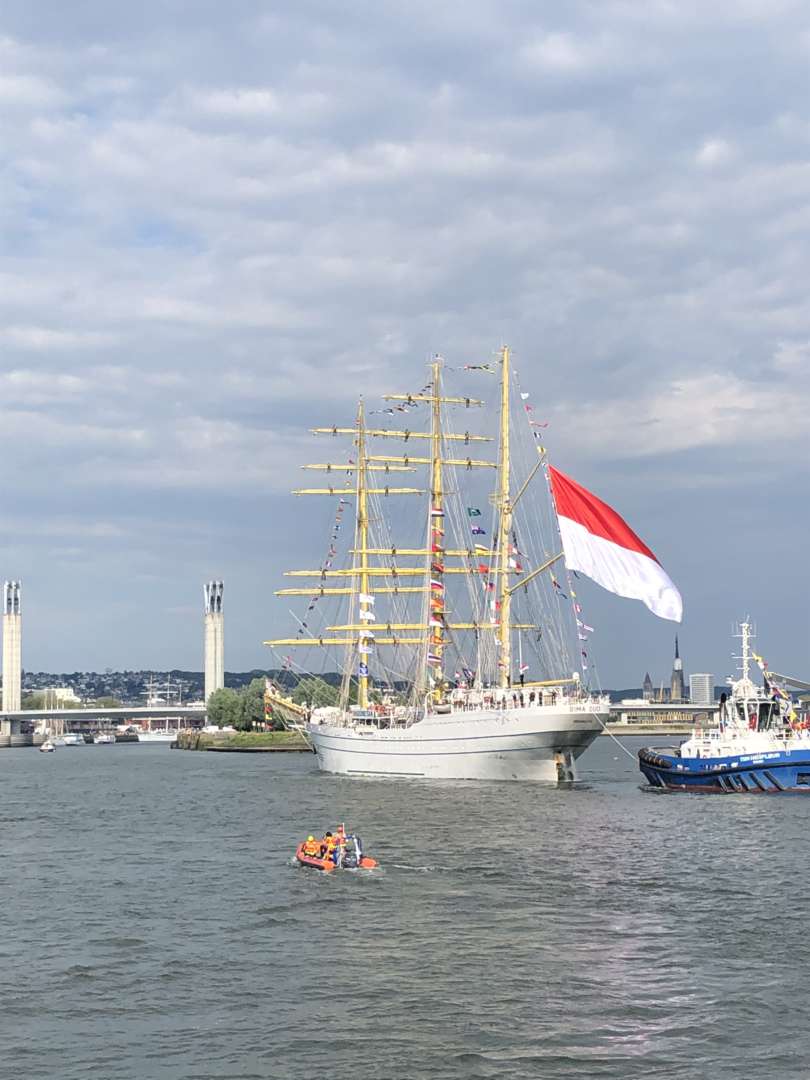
(385, 862, 453, 873)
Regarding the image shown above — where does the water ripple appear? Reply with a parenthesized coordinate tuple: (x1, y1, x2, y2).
(2, 739, 809, 1079)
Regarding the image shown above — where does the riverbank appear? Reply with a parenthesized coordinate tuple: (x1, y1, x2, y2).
(174, 730, 312, 752)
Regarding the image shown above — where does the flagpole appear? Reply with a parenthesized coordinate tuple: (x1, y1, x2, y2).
(543, 460, 588, 683)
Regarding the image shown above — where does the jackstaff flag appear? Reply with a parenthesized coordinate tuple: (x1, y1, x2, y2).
(548, 466, 682, 622)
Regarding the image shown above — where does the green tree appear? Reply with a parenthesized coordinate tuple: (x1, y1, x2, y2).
(206, 687, 243, 728)
(291, 677, 339, 709)
(238, 678, 268, 731)
(22, 692, 86, 710)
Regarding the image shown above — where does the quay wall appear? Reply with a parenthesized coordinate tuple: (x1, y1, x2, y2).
(175, 730, 312, 752)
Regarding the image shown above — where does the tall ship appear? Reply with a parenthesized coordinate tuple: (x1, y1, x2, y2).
(265, 346, 680, 783)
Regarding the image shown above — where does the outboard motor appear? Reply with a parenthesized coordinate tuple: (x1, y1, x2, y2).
(343, 834, 359, 868)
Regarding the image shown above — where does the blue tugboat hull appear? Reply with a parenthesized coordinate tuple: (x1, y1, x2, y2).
(638, 747, 810, 793)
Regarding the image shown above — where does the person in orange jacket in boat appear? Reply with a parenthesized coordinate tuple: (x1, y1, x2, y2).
(301, 835, 320, 857)
(320, 831, 338, 861)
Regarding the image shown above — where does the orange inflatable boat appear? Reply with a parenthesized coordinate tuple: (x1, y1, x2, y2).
(295, 831, 378, 872)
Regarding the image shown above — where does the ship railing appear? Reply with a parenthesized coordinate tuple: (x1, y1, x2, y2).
(354, 689, 609, 726)
(431, 691, 608, 715)
(349, 707, 421, 730)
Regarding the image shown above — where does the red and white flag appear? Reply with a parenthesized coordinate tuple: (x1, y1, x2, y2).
(548, 466, 682, 622)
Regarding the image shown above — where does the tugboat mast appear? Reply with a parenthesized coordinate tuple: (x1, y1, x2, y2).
(740, 620, 752, 683)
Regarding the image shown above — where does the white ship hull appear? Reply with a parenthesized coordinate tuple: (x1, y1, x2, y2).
(308, 703, 607, 782)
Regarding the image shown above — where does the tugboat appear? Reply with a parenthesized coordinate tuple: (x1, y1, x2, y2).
(295, 826, 378, 871)
(639, 622, 810, 793)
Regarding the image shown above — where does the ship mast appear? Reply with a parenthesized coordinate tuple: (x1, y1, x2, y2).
(356, 399, 371, 709)
(496, 345, 512, 688)
(265, 363, 547, 708)
(428, 358, 445, 697)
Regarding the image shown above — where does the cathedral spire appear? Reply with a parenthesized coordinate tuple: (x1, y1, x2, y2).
(671, 635, 684, 701)
(642, 671, 653, 702)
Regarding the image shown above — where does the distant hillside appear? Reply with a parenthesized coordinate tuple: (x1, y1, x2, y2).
(19, 670, 726, 705)
(20, 668, 400, 704)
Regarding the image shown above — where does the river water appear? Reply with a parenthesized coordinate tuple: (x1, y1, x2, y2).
(2, 737, 807, 1080)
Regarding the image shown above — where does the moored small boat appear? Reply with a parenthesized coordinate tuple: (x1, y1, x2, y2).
(39, 739, 55, 753)
(639, 622, 810, 794)
(137, 729, 178, 743)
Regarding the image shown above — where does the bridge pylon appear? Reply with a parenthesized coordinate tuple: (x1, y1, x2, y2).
(2, 581, 21, 713)
(203, 581, 224, 703)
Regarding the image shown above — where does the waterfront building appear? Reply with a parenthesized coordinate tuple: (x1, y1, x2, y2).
(612, 700, 717, 726)
(40, 687, 81, 706)
(689, 673, 714, 706)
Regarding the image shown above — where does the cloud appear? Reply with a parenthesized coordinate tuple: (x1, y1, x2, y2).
(0, 516, 127, 540)
(0, 72, 66, 106)
(1, 2, 810, 679)
(191, 86, 282, 116)
(0, 368, 89, 404)
(772, 339, 810, 370)
(695, 138, 737, 169)
(1, 326, 118, 350)
(182, 85, 333, 124)
(520, 31, 630, 75)
(557, 371, 810, 459)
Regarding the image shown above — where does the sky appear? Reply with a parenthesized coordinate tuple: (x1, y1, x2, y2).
(2, 0, 810, 684)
